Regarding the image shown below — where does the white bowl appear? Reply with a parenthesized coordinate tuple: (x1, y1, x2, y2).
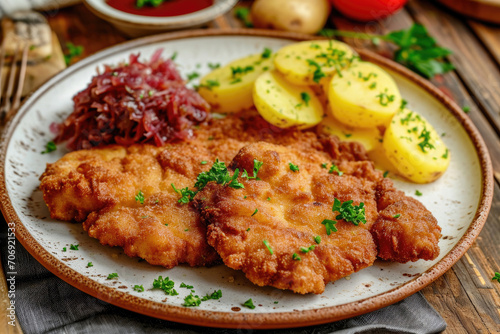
(83, 0, 238, 37)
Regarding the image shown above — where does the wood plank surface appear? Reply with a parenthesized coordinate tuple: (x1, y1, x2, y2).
(5, 1, 496, 333)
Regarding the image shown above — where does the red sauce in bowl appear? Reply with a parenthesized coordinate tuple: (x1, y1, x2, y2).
(107, 0, 214, 17)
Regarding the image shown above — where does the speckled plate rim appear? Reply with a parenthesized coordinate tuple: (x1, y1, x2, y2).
(0, 29, 494, 329)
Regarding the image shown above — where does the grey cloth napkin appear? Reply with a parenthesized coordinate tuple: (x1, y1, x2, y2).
(0, 221, 446, 334)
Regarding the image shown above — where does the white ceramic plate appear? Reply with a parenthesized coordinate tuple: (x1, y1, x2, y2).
(0, 30, 493, 329)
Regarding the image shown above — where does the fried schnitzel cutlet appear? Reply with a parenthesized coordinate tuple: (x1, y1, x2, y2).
(198, 141, 441, 294)
(40, 111, 441, 289)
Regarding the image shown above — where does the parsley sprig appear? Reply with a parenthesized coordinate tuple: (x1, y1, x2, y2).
(319, 24, 454, 78)
(492, 272, 500, 283)
(321, 198, 367, 235)
(173, 159, 264, 204)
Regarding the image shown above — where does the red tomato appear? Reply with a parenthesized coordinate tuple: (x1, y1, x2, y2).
(330, 0, 407, 21)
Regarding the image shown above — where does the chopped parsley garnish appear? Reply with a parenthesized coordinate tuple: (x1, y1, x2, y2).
(41, 141, 57, 154)
(184, 228, 189, 232)
(369, 82, 377, 89)
(87, 262, 93, 267)
(267, 197, 271, 201)
(492, 272, 500, 283)
(201, 161, 208, 165)
(383, 171, 389, 178)
(107, 273, 118, 279)
(393, 214, 401, 218)
(62, 247, 67, 252)
(135, 190, 145, 204)
(321, 163, 328, 169)
(141, 215, 149, 219)
(261, 47, 272, 59)
(306, 59, 326, 83)
(417, 127, 435, 153)
(400, 111, 414, 125)
(328, 164, 343, 176)
(300, 92, 311, 106)
(230, 78, 242, 84)
(183, 293, 201, 307)
(70, 244, 79, 250)
(263, 240, 273, 254)
(375, 89, 396, 106)
(321, 219, 338, 235)
(463, 106, 471, 113)
(180, 282, 194, 289)
(231, 65, 254, 77)
(415, 190, 423, 196)
(292, 253, 301, 261)
(199, 79, 220, 90)
(133, 285, 144, 292)
(442, 149, 449, 159)
(300, 245, 316, 253)
(243, 298, 256, 309)
(241, 159, 264, 180)
(186, 72, 200, 81)
(251, 209, 258, 216)
(289, 163, 300, 172)
(400, 99, 408, 110)
(331, 198, 366, 226)
(314, 236, 321, 244)
(234, 7, 253, 27)
(201, 289, 222, 301)
(170, 51, 178, 60)
(246, 228, 250, 232)
(171, 183, 196, 204)
(208, 62, 220, 70)
(153, 276, 178, 296)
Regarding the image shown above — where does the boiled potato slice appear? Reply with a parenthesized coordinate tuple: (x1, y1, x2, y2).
(253, 70, 324, 129)
(274, 40, 357, 86)
(198, 50, 275, 113)
(328, 61, 402, 128)
(383, 108, 450, 183)
(319, 114, 381, 151)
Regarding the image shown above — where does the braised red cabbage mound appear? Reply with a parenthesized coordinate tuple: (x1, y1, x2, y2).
(53, 49, 210, 150)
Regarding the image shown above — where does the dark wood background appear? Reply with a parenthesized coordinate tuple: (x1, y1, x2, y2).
(26, 0, 500, 332)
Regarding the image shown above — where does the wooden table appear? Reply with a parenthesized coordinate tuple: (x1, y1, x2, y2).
(9, 0, 500, 332)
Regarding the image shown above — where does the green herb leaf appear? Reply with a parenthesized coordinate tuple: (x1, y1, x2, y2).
(70, 244, 79, 250)
(261, 47, 272, 59)
(393, 214, 401, 218)
(64, 42, 84, 66)
(153, 276, 178, 295)
(289, 163, 299, 172)
(321, 219, 338, 235)
(107, 273, 118, 279)
(180, 282, 194, 289)
(492, 272, 500, 283)
(87, 262, 93, 267)
(300, 92, 311, 106)
(314, 236, 321, 244)
(328, 164, 343, 176)
(135, 190, 145, 204)
(415, 190, 423, 196)
(133, 284, 144, 292)
(243, 298, 256, 309)
(331, 198, 366, 226)
(208, 62, 220, 70)
(201, 289, 222, 301)
(263, 240, 273, 254)
(292, 253, 301, 261)
(41, 141, 57, 154)
(183, 293, 201, 307)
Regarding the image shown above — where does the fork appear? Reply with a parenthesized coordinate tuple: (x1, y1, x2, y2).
(0, 41, 29, 126)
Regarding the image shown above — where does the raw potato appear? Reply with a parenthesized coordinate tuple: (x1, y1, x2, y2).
(328, 61, 402, 128)
(253, 70, 324, 129)
(319, 114, 382, 152)
(383, 108, 450, 183)
(198, 51, 274, 113)
(274, 40, 357, 86)
(251, 0, 331, 35)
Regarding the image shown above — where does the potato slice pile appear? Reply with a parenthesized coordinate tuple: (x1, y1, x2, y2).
(197, 40, 450, 184)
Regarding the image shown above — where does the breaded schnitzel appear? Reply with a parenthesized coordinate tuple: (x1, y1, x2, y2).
(40, 111, 441, 285)
(198, 140, 441, 294)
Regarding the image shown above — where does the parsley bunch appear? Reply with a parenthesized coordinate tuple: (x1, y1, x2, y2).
(319, 24, 454, 79)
